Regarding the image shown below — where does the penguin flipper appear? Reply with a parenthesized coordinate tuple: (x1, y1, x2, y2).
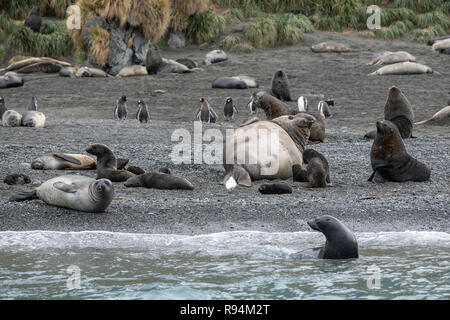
(9, 190, 38, 202)
(53, 153, 82, 165)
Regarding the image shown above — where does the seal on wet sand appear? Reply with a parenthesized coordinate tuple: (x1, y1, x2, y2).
(124, 172, 194, 190)
(212, 77, 248, 89)
(258, 183, 292, 194)
(271, 70, 293, 101)
(0, 72, 24, 89)
(203, 50, 228, 65)
(311, 42, 350, 53)
(31, 154, 96, 170)
(369, 62, 433, 76)
(9, 175, 114, 213)
(415, 106, 450, 126)
(22, 96, 46, 128)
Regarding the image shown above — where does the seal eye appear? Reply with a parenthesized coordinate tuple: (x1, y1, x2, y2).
(288, 115, 294, 120)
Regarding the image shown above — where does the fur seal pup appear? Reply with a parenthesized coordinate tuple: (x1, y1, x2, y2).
(369, 62, 433, 75)
(124, 172, 194, 190)
(258, 183, 292, 194)
(117, 65, 148, 77)
(271, 70, 293, 101)
(307, 215, 359, 259)
(0, 72, 24, 89)
(4, 174, 31, 185)
(203, 50, 228, 65)
(368, 51, 416, 65)
(311, 42, 350, 53)
(31, 154, 96, 170)
(212, 77, 248, 89)
(414, 106, 450, 126)
(146, 42, 163, 75)
(427, 35, 450, 46)
(431, 39, 450, 51)
(115, 96, 128, 120)
(298, 96, 308, 112)
(369, 120, 430, 183)
(9, 175, 114, 213)
(223, 97, 238, 121)
(292, 149, 330, 187)
(223, 114, 315, 186)
(196, 98, 217, 123)
(231, 75, 258, 88)
(127, 166, 146, 175)
(22, 96, 46, 128)
(136, 100, 149, 123)
(25, 7, 42, 32)
(2, 109, 22, 127)
(85, 144, 136, 182)
(176, 58, 198, 69)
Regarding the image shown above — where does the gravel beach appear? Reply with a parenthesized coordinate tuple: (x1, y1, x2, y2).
(0, 31, 449, 234)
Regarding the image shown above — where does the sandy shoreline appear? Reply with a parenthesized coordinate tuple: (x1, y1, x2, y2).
(0, 32, 449, 234)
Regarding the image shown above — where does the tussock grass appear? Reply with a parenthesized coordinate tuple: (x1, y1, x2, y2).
(170, 9, 189, 32)
(244, 16, 278, 48)
(413, 25, 446, 43)
(380, 8, 417, 26)
(170, 0, 209, 15)
(394, 0, 445, 14)
(185, 10, 226, 44)
(0, 44, 5, 63)
(0, 12, 16, 37)
(220, 34, 254, 53)
(416, 11, 450, 30)
(88, 25, 110, 67)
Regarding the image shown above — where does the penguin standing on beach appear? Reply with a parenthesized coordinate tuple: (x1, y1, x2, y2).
(318, 101, 332, 119)
(136, 100, 149, 123)
(196, 98, 217, 123)
(115, 95, 128, 120)
(25, 7, 42, 32)
(223, 97, 238, 121)
(298, 96, 308, 112)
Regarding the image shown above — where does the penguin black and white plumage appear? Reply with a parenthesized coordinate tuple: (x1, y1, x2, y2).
(115, 95, 128, 120)
(318, 101, 332, 119)
(136, 100, 149, 123)
(196, 98, 217, 123)
(223, 97, 238, 121)
(25, 7, 42, 32)
(0, 97, 6, 119)
(298, 96, 308, 112)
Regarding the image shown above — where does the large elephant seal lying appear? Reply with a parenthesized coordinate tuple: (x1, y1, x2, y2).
(271, 70, 293, 101)
(117, 65, 148, 77)
(431, 39, 450, 51)
(311, 42, 350, 53)
(22, 96, 46, 128)
(9, 175, 114, 213)
(76, 67, 110, 77)
(369, 62, 433, 75)
(125, 172, 194, 190)
(369, 120, 430, 183)
(32, 154, 96, 170)
(365, 86, 414, 139)
(427, 35, 450, 46)
(307, 215, 359, 259)
(15, 61, 61, 74)
(0, 72, 24, 89)
(203, 50, 228, 65)
(415, 106, 450, 126)
(368, 51, 416, 65)
(232, 75, 258, 88)
(212, 77, 248, 89)
(85, 144, 136, 182)
(223, 114, 315, 186)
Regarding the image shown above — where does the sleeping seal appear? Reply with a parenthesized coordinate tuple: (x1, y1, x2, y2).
(76, 67, 110, 77)
(427, 35, 450, 46)
(22, 96, 46, 128)
(0, 72, 24, 89)
(368, 51, 416, 65)
(223, 114, 314, 186)
(212, 77, 248, 89)
(124, 172, 194, 190)
(271, 70, 293, 101)
(31, 154, 96, 170)
(369, 120, 430, 183)
(307, 215, 359, 259)
(117, 65, 148, 77)
(2, 109, 22, 127)
(203, 50, 228, 65)
(415, 106, 450, 126)
(431, 39, 450, 51)
(369, 62, 433, 75)
(311, 42, 350, 53)
(258, 183, 292, 194)
(9, 175, 114, 213)
(231, 75, 258, 88)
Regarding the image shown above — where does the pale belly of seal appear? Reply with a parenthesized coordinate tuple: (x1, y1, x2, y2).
(224, 121, 303, 180)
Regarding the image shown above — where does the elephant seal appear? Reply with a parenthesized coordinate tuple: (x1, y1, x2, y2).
(369, 62, 433, 75)
(196, 98, 217, 123)
(431, 39, 450, 51)
(22, 96, 46, 128)
(223, 114, 314, 186)
(212, 77, 248, 89)
(85, 144, 136, 182)
(176, 58, 198, 69)
(136, 100, 149, 123)
(369, 120, 430, 183)
(415, 106, 450, 126)
(203, 50, 228, 65)
(115, 95, 128, 120)
(31, 154, 96, 170)
(365, 86, 414, 139)
(427, 35, 450, 46)
(0, 72, 24, 89)
(145, 42, 163, 74)
(368, 51, 416, 65)
(124, 172, 194, 190)
(4, 174, 31, 185)
(9, 175, 114, 213)
(2, 110, 22, 127)
(25, 7, 42, 32)
(307, 215, 359, 259)
(117, 65, 148, 77)
(160, 58, 194, 74)
(224, 97, 238, 121)
(271, 70, 293, 101)
(258, 183, 292, 194)
(76, 67, 110, 77)
(231, 75, 258, 88)
(15, 62, 61, 74)
(59, 67, 76, 78)
(311, 42, 350, 53)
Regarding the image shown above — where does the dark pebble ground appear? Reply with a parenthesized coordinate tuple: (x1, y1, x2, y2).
(0, 32, 449, 234)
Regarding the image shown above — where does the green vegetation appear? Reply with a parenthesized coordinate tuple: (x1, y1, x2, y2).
(185, 10, 226, 44)
(220, 34, 254, 53)
(0, 0, 76, 19)
(88, 25, 110, 67)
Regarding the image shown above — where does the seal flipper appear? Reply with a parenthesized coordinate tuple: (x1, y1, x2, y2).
(223, 166, 252, 187)
(239, 117, 260, 127)
(53, 182, 79, 193)
(53, 153, 82, 165)
(116, 158, 130, 170)
(128, 166, 146, 175)
(9, 190, 38, 202)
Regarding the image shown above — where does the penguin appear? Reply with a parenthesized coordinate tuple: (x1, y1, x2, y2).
(115, 95, 128, 120)
(298, 96, 308, 112)
(136, 100, 149, 123)
(223, 97, 238, 121)
(318, 101, 332, 119)
(196, 98, 217, 123)
(22, 96, 46, 128)
(25, 7, 42, 32)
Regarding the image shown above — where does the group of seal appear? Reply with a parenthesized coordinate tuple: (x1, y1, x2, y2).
(1, 96, 46, 128)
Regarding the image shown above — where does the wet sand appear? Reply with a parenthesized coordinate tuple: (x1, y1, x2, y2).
(0, 31, 449, 234)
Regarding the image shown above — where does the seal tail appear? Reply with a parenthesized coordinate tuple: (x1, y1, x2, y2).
(9, 190, 38, 202)
(414, 119, 430, 125)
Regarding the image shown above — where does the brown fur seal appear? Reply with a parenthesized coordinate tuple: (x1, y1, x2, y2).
(124, 172, 194, 190)
(271, 70, 293, 101)
(85, 144, 136, 182)
(4, 174, 31, 185)
(258, 183, 292, 194)
(369, 120, 430, 183)
(145, 42, 163, 75)
(223, 114, 315, 186)
(292, 149, 330, 187)
(25, 7, 42, 32)
(415, 106, 450, 126)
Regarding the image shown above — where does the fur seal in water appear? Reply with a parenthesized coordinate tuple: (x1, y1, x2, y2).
(212, 77, 248, 89)
(196, 98, 217, 123)
(31, 154, 96, 170)
(271, 70, 293, 101)
(369, 62, 433, 75)
(369, 120, 430, 183)
(124, 171, 194, 190)
(293, 149, 330, 187)
(223, 114, 314, 186)
(258, 183, 292, 194)
(0, 72, 24, 89)
(115, 95, 128, 120)
(307, 215, 359, 259)
(25, 7, 42, 32)
(85, 144, 136, 182)
(22, 96, 46, 128)
(9, 175, 114, 213)
(415, 106, 450, 126)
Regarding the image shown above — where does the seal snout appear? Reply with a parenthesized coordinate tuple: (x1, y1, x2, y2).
(307, 218, 320, 231)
